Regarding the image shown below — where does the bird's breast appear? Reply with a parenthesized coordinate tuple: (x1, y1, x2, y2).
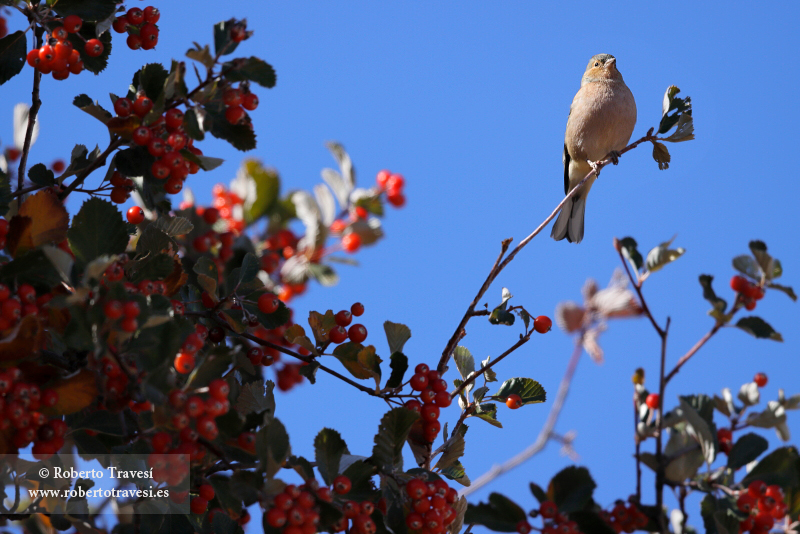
(565, 80, 637, 162)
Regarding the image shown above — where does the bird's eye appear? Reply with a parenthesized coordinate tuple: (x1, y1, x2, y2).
(594, 62, 599, 67)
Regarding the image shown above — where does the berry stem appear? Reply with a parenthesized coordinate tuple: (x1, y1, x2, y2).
(16, 24, 44, 203)
(449, 333, 531, 400)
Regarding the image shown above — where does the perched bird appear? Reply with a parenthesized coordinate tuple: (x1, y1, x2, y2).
(551, 54, 637, 243)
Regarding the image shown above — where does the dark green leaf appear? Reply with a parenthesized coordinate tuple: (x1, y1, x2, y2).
(181, 149, 224, 172)
(66, 410, 129, 436)
(193, 255, 219, 282)
(242, 295, 290, 330)
(473, 402, 502, 428)
(768, 282, 797, 302)
(214, 20, 243, 56)
(659, 85, 692, 135)
(133, 63, 170, 101)
(568, 511, 616, 534)
(183, 107, 205, 140)
(371, 408, 419, 471)
(115, 146, 153, 178)
(440, 461, 470, 486)
(494, 378, 547, 405)
(0, 171, 11, 216)
(619, 237, 643, 271)
(741, 446, 800, 490)
(287, 455, 315, 482)
(235, 380, 274, 417)
(454, 346, 475, 379)
(546, 466, 596, 513)
(529, 482, 547, 504)
(125, 252, 174, 284)
(72, 94, 112, 125)
(223, 57, 277, 88)
(186, 353, 232, 390)
(67, 198, 129, 266)
(465, 493, 526, 532)
(298, 361, 319, 384)
(27, 163, 55, 186)
(257, 417, 291, 478)
(153, 215, 193, 236)
(341, 460, 377, 501)
(699, 274, 728, 315)
(0, 31, 27, 85)
(732, 255, 760, 280)
(651, 141, 670, 170)
(385, 352, 408, 389)
(237, 253, 260, 287)
(727, 433, 769, 470)
(51, 0, 117, 20)
(68, 25, 110, 74)
(205, 103, 256, 151)
(735, 316, 783, 342)
(135, 224, 173, 255)
(314, 428, 350, 485)
(128, 318, 195, 372)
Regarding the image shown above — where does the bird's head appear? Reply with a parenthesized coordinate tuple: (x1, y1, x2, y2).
(582, 54, 624, 84)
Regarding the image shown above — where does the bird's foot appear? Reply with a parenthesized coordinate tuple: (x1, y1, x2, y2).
(587, 159, 601, 177)
(607, 150, 621, 165)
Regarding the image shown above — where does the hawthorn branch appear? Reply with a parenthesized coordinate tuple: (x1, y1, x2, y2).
(16, 26, 44, 202)
(664, 324, 721, 384)
(438, 129, 659, 373)
(59, 137, 124, 200)
(460, 334, 584, 496)
(655, 317, 671, 534)
(616, 240, 665, 337)
(449, 333, 531, 400)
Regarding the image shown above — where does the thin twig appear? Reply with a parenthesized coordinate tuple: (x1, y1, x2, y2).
(16, 26, 44, 202)
(616, 242, 664, 337)
(438, 130, 659, 373)
(664, 324, 721, 384)
(460, 335, 584, 496)
(655, 317, 670, 534)
(449, 334, 530, 400)
(59, 137, 124, 200)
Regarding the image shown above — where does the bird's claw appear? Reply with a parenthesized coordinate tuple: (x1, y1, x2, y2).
(587, 159, 601, 177)
(607, 150, 621, 165)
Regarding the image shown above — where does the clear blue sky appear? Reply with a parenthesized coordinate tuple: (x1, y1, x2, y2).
(4, 2, 800, 532)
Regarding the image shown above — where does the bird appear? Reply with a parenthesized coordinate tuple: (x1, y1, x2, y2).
(551, 54, 637, 243)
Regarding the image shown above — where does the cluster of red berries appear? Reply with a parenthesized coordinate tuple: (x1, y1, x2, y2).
(0, 282, 52, 333)
(264, 480, 340, 533)
(598, 501, 649, 533)
(403, 477, 459, 534)
(405, 363, 451, 442)
(0, 217, 9, 250)
(165, 377, 230, 453)
(188, 484, 249, 526)
(189, 183, 246, 235)
(102, 296, 144, 333)
(330, 213, 364, 254)
(730, 275, 766, 311)
(718, 373, 768, 455)
(0, 367, 62, 458)
(327, 303, 367, 345)
(112, 96, 204, 196)
(25, 15, 102, 80)
(108, 170, 137, 204)
(736, 480, 787, 533)
(259, 228, 297, 273)
(222, 85, 259, 125)
(376, 170, 406, 208)
(112, 6, 160, 51)
(192, 207, 238, 261)
(173, 325, 210, 374)
(102, 261, 170, 299)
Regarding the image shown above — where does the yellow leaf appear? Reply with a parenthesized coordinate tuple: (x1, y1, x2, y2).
(0, 315, 46, 363)
(7, 190, 69, 257)
(44, 369, 98, 415)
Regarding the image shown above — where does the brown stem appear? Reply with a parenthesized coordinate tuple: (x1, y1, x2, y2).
(449, 334, 530, 400)
(460, 334, 584, 496)
(438, 131, 659, 373)
(59, 137, 124, 200)
(16, 26, 44, 202)
(655, 317, 670, 534)
(635, 400, 642, 501)
(616, 242, 665, 337)
(664, 323, 722, 384)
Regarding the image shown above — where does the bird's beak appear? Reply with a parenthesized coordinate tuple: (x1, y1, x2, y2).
(605, 57, 617, 70)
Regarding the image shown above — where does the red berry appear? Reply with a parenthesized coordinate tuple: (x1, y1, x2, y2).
(242, 93, 259, 111)
(406, 513, 423, 530)
(730, 275, 749, 293)
(143, 6, 160, 23)
(329, 325, 348, 344)
(266, 507, 287, 528)
(540, 501, 558, 519)
(203, 207, 220, 224)
(534, 315, 552, 333)
(132, 126, 151, 146)
(127, 34, 143, 51)
(717, 427, 732, 443)
(225, 106, 246, 124)
(421, 403, 440, 421)
(406, 479, 427, 500)
(165, 108, 184, 129)
(645, 393, 660, 410)
(208, 379, 230, 401)
(748, 480, 767, 499)
(258, 293, 280, 314)
(190, 496, 208, 515)
(52, 26, 69, 42)
(174, 352, 195, 374)
(434, 391, 452, 407)
(230, 24, 246, 42)
(404, 399, 422, 413)
(132, 96, 153, 117)
(126, 7, 144, 25)
(104, 300, 123, 320)
(63, 15, 82, 33)
(351, 302, 365, 316)
(223, 88, 243, 106)
(505, 394, 522, 409)
(335, 310, 352, 327)
(198, 484, 215, 501)
(765, 485, 783, 501)
(348, 324, 367, 343)
(127, 206, 145, 224)
(410, 373, 429, 391)
(754, 372, 768, 387)
(237, 431, 256, 452)
(164, 177, 183, 195)
(84, 39, 104, 57)
(196, 416, 218, 440)
(140, 23, 159, 46)
(423, 421, 440, 441)
(333, 475, 352, 495)
(112, 16, 129, 33)
(1, 299, 21, 321)
(27, 49, 41, 68)
(415, 363, 429, 374)
(342, 232, 361, 253)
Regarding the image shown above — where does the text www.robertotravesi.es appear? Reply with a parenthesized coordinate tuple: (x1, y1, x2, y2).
(27, 487, 170, 499)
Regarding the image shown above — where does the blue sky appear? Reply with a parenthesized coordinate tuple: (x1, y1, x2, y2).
(3, 1, 800, 532)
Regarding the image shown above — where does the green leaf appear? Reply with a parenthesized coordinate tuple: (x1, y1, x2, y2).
(489, 289, 515, 326)
(741, 446, 800, 489)
(234, 380, 274, 417)
(341, 460, 377, 501)
(0, 31, 26, 85)
(256, 417, 291, 478)
(434, 424, 466, 473)
(186, 43, 215, 69)
(332, 342, 382, 387)
(651, 141, 671, 170)
(115, 146, 153, 178)
(733, 254, 760, 280)
(699, 274, 728, 316)
(28, 163, 55, 186)
(494, 378, 547, 405)
(237, 253, 260, 287)
(234, 160, 280, 223)
(124, 252, 174, 284)
(371, 407, 419, 471)
(0, 171, 11, 216)
(181, 148, 224, 171)
(546, 466, 596, 513)
(645, 235, 685, 273)
(768, 282, 797, 301)
(472, 402, 502, 428)
(383, 321, 411, 355)
(306, 263, 338, 287)
(678, 397, 716, 465)
(569, 511, 616, 534)
(69, 25, 110, 74)
(135, 224, 173, 255)
(205, 103, 256, 151)
(214, 20, 243, 56)
(659, 85, 692, 135)
(735, 316, 783, 342)
(453, 346, 475, 379)
(128, 317, 195, 372)
(465, 493, 527, 532)
(385, 352, 408, 390)
(529, 482, 547, 504)
(223, 57, 277, 88)
(66, 410, 131, 436)
(619, 237, 643, 272)
(183, 107, 205, 140)
(153, 215, 193, 236)
(51, 0, 117, 20)
(749, 240, 780, 280)
(440, 461, 470, 487)
(67, 198, 129, 267)
(133, 63, 170, 101)
(314, 428, 350, 486)
(727, 433, 769, 470)
(664, 113, 695, 142)
(72, 94, 112, 125)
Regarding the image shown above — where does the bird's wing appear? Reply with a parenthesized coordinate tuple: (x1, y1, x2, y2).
(563, 143, 570, 195)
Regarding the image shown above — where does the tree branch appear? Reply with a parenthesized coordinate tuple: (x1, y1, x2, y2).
(16, 26, 44, 202)
(449, 333, 530, 400)
(59, 137, 124, 200)
(460, 335, 584, 496)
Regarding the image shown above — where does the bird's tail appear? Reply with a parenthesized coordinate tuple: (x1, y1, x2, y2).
(550, 193, 587, 244)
